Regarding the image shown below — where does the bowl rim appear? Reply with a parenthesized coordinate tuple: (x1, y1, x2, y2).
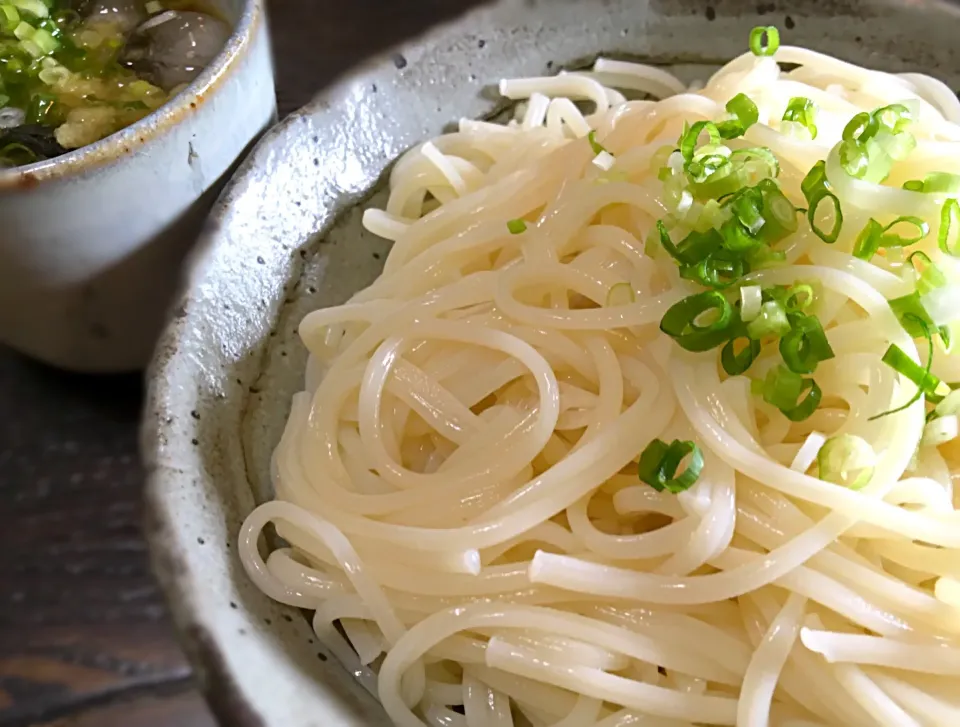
(0, 0, 264, 190)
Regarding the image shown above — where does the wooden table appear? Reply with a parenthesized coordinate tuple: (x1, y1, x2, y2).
(0, 2, 480, 724)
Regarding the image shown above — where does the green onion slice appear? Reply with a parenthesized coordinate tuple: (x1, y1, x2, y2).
(749, 25, 780, 56)
(871, 316, 948, 420)
(587, 130, 607, 155)
(746, 300, 791, 340)
(718, 93, 759, 139)
(917, 172, 960, 194)
(782, 97, 818, 139)
(801, 161, 843, 243)
(638, 438, 704, 493)
(507, 218, 527, 234)
(908, 251, 948, 296)
(939, 199, 960, 256)
(779, 314, 835, 374)
(679, 121, 721, 163)
(817, 434, 876, 490)
(721, 336, 761, 376)
(880, 216, 929, 248)
(766, 283, 816, 314)
(679, 253, 746, 290)
(889, 292, 938, 339)
(853, 218, 883, 260)
(842, 111, 880, 144)
(761, 364, 822, 421)
(660, 291, 736, 352)
(740, 285, 762, 322)
(838, 139, 870, 179)
(873, 103, 915, 134)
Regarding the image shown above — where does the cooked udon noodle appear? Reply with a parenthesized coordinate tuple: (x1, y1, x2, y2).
(240, 31, 960, 727)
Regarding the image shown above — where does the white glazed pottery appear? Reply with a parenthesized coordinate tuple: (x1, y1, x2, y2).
(0, 0, 275, 373)
(143, 0, 960, 724)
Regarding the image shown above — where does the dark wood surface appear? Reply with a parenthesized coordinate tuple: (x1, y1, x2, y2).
(0, 2, 480, 725)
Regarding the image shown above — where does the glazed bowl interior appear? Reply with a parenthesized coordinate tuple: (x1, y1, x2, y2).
(143, 0, 960, 724)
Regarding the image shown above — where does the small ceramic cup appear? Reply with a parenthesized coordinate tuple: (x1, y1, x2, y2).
(0, 0, 276, 373)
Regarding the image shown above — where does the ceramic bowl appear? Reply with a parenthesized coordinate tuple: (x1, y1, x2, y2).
(0, 0, 275, 373)
(142, 0, 960, 724)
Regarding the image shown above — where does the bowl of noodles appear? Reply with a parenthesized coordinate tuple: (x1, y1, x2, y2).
(144, 0, 960, 724)
(0, 0, 275, 372)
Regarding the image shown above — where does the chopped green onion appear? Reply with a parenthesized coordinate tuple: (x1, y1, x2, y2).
(638, 438, 704, 493)
(939, 199, 960, 256)
(587, 130, 607, 155)
(0, 141, 37, 166)
(660, 291, 735, 352)
(606, 282, 635, 307)
(749, 25, 780, 56)
(853, 218, 882, 260)
(839, 104, 916, 184)
(779, 314, 835, 374)
(731, 189, 765, 235)
(721, 336, 761, 375)
(718, 93, 759, 139)
(782, 97, 818, 139)
(592, 150, 615, 171)
(144, 0, 163, 12)
(740, 285, 762, 322)
(13, 19, 32, 39)
(770, 283, 815, 314)
(658, 223, 715, 265)
(871, 318, 948, 420)
(19, 38, 42, 57)
(842, 111, 879, 144)
(9, 0, 47, 18)
(679, 253, 746, 290)
(801, 161, 843, 243)
(507, 219, 527, 234)
(888, 292, 935, 338)
(934, 388, 960, 418)
(679, 121, 721, 164)
(30, 25, 56, 53)
(745, 245, 786, 270)
(761, 364, 822, 421)
(922, 415, 958, 447)
(757, 181, 798, 242)
(686, 151, 731, 184)
(731, 147, 780, 183)
(908, 251, 947, 296)
(817, 434, 876, 490)
(909, 172, 960, 194)
(0, 5, 19, 31)
(873, 103, 915, 134)
(879, 216, 929, 248)
(746, 300, 790, 339)
(838, 139, 870, 178)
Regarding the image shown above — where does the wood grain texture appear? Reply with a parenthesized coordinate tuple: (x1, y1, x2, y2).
(0, 1, 479, 725)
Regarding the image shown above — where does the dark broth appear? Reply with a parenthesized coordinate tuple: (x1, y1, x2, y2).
(0, 0, 232, 167)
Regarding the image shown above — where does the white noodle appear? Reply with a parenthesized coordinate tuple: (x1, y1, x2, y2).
(238, 48, 960, 727)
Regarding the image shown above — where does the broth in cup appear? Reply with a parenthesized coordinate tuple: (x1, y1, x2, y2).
(0, 0, 230, 167)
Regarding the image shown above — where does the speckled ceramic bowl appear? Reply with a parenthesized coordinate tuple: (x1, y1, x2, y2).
(143, 0, 960, 724)
(0, 0, 275, 373)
